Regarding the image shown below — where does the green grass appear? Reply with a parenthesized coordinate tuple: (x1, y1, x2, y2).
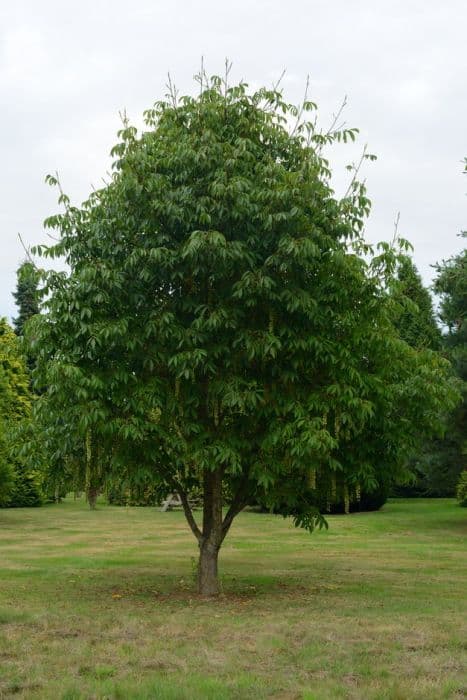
(0, 498, 465, 699)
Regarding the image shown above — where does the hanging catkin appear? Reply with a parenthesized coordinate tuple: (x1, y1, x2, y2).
(308, 468, 316, 489)
(334, 415, 340, 438)
(85, 428, 92, 493)
(331, 474, 336, 500)
(344, 486, 350, 514)
(268, 309, 275, 334)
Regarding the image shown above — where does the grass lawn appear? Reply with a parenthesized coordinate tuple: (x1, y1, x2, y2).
(0, 498, 465, 699)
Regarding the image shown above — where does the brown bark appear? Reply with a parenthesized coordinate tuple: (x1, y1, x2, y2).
(176, 467, 250, 596)
(221, 472, 250, 543)
(197, 466, 223, 595)
(87, 486, 98, 510)
(198, 539, 220, 595)
(178, 488, 202, 542)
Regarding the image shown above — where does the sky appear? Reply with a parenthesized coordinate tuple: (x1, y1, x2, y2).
(1, 0, 466, 320)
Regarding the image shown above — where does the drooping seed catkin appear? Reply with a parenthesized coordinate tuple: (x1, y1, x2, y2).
(268, 309, 275, 334)
(344, 486, 350, 515)
(308, 468, 316, 489)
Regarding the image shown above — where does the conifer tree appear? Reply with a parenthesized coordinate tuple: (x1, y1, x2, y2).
(13, 261, 40, 336)
(391, 256, 441, 350)
(12, 261, 40, 374)
(390, 257, 449, 495)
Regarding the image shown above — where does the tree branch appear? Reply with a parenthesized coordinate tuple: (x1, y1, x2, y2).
(290, 74, 310, 138)
(392, 211, 401, 246)
(177, 488, 203, 544)
(221, 472, 250, 542)
(342, 143, 368, 200)
(272, 68, 287, 93)
(17, 233, 39, 269)
(324, 95, 347, 139)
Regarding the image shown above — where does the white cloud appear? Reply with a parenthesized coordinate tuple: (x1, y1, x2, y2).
(0, 25, 48, 87)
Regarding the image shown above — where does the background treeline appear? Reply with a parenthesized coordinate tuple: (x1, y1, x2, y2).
(390, 247, 466, 497)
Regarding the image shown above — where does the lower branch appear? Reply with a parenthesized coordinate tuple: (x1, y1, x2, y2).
(177, 488, 202, 543)
(221, 472, 250, 543)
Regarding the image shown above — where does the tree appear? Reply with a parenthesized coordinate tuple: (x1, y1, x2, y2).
(30, 73, 457, 594)
(388, 256, 447, 496)
(13, 261, 40, 373)
(457, 470, 467, 506)
(0, 320, 31, 420)
(432, 231, 467, 493)
(391, 256, 441, 350)
(0, 318, 42, 507)
(0, 364, 15, 505)
(13, 261, 40, 337)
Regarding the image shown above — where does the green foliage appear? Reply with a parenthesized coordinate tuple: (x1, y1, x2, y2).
(28, 73, 458, 565)
(0, 318, 31, 419)
(389, 257, 455, 497)
(391, 256, 441, 350)
(432, 229, 467, 494)
(7, 469, 43, 507)
(0, 318, 43, 507)
(435, 235, 467, 362)
(456, 470, 467, 506)
(13, 260, 39, 371)
(13, 261, 40, 337)
(0, 445, 14, 506)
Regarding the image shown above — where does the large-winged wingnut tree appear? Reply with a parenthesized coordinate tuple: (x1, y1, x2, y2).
(29, 71, 458, 594)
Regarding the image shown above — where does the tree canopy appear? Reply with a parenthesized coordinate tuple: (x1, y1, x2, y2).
(29, 73, 458, 594)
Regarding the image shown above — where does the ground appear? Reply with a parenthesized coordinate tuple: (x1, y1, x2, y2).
(0, 498, 465, 699)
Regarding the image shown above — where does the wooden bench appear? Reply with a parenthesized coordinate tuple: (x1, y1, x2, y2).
(160, 493, 202, 512)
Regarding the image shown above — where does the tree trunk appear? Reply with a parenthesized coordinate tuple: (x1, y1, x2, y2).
(198, 540, 220, 595)
(178, 465, 248, 596)
(198, 466, 223, 595)
(87, 486, 98, 510)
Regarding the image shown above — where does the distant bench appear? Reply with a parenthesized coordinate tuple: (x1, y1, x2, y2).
(159, 493, 202, 512)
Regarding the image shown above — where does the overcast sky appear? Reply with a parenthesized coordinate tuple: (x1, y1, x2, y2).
(1, 0, 466, 320)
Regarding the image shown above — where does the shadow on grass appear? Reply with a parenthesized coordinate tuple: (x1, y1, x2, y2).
(42, 565, 347, 609)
